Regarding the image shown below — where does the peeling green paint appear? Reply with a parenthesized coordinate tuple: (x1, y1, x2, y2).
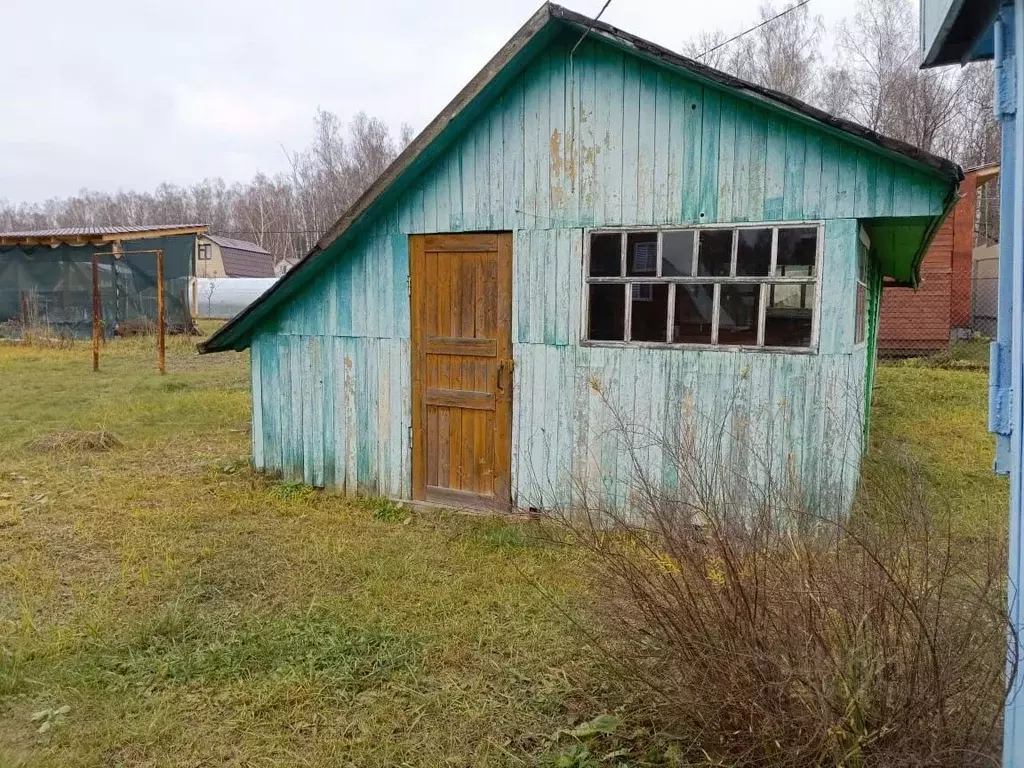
(244, 30, 950, 511)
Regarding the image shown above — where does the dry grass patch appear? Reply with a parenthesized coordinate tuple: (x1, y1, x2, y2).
(26, 430, 121, 454)
(0, 330, 1009, 768)
(0, 333, 596, 767)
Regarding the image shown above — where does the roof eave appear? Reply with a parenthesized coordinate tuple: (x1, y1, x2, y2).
(548, 5, 962, 185)
(909, 180, 963, 288)
(920, 0, 999, 68)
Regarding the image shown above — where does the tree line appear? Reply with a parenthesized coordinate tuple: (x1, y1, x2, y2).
(0, 0, 996, 266)
(0, 110, 412, 267)
(686, 0, 997, 167)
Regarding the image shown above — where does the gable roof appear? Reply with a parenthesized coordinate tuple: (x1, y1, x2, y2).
(204, 234, 271, 254)
(202, 234, 276, 278)
(0, 224, 207, 246)
(200, 2, 962, 354)
(219, 246, 276, 278)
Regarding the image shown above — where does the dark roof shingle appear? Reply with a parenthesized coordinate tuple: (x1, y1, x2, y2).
(205, 234, 271, 254)
(219, 245, 276, 278)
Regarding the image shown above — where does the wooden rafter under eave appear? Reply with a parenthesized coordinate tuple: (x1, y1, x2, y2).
(99, 226, 208, 243)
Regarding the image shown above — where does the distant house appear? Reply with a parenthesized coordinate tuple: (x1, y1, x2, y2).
(878, 163, 999, 353)
(274, 257, 300, 277)
(196, 235, 275, 278)
(0, 224, 207, 336)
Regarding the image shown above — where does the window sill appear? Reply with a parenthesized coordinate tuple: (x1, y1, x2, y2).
(579, 340, 818, 355)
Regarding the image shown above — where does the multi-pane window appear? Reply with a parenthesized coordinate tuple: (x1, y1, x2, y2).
(585, 225, 820, 350)
(855, 237, 868, 346)
(198, 243, 212, 261)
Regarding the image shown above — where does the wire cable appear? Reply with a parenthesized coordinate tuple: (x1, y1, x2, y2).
(696, 0, 811, 60)
(570, 0, 615, 57)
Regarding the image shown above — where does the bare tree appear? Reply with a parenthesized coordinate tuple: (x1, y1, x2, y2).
(683, 2, 824, 102)
(682, 29, 747, 76)
(0, 107, 407, 268)
(814, 65, 857, 120)
(0, 0, 1002, 265)
(834, 0, 967, 153)
(683, 0, 995, 169)
(942, 62, 999, 167)
(738, 2, 824, 101)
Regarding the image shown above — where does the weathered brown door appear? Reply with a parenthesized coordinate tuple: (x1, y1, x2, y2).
(410, 233, 513, 510)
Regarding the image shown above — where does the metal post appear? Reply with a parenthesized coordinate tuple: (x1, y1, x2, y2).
(993, 8, 1016, 476)
(1005, 2, 1024, 762)
(156, 249, 165, 374)
(91, 252, 101, 371)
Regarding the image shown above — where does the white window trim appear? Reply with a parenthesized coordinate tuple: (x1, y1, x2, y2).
(581, 221, 825, 354)
(854, 226, 871, 350)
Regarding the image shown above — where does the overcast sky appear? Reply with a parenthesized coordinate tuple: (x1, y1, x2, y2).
(5, 0, 856, 204)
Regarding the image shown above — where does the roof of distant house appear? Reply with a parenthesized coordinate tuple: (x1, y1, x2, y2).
(202, 234, 276, 278)
(204, 234, 271, 255)
(0, 224, 208, 246)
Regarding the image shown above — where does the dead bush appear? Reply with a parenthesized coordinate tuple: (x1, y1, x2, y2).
(0, 291, 74, 348)
(546, 414, 1011, 767)
(28, 430, 122, 453)
(116, 317, 157, 337)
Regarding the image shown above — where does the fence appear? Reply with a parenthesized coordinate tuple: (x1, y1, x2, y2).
(878, 271, 997, 368)
(0, 235, 196, 339)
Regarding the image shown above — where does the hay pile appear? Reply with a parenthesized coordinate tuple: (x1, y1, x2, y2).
(28, 430, 122, 453)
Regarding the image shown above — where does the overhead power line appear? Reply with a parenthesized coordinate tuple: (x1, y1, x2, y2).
(570, 0, 615, 57)
(696, 0, 812, 60)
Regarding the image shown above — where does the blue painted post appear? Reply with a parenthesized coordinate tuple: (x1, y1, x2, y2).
(993, 6, 1017, 476)
(1005, 1, 1024, 761)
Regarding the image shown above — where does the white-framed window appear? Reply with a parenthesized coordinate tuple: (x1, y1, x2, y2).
(584, 224, 822, 351)
(855, 230, 869, 347)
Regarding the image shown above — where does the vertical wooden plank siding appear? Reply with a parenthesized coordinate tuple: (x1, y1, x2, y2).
(251, 340, 263, 470)
(245, 32, 947, 511)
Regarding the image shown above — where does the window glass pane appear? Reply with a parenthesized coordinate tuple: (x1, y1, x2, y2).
(717, 284, 761, 345)
(697, 230, 732, 276)
(630, 283, 669, 341)
(777, 227, 818, 276)
(588, 284, 626, 340)
(855, 282, 866, 344)
(662, 231, 695, 276)
(626, 232, 658, 276)
(590, 233, 622, 277)
(673, 284, 714, 344)
(764, 283, 814, 347)
(735, 228, 772, 276)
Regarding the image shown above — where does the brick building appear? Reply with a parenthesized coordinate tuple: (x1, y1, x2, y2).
(878, 164, 998, 353)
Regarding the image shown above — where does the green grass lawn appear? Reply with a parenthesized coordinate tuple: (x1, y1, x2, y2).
(870, 361, 1008, 535)
(0, 334, 594, 767)
(0, 333, 1010, 766)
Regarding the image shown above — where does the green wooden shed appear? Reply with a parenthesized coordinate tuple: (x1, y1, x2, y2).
(200, 3, 962, 514)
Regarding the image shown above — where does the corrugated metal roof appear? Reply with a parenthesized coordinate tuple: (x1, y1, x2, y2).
(0, 224, 206, 237)
(204, 234, 271, 254)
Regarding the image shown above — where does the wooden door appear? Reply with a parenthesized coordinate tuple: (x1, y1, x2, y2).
(410, 233, 513, 510)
